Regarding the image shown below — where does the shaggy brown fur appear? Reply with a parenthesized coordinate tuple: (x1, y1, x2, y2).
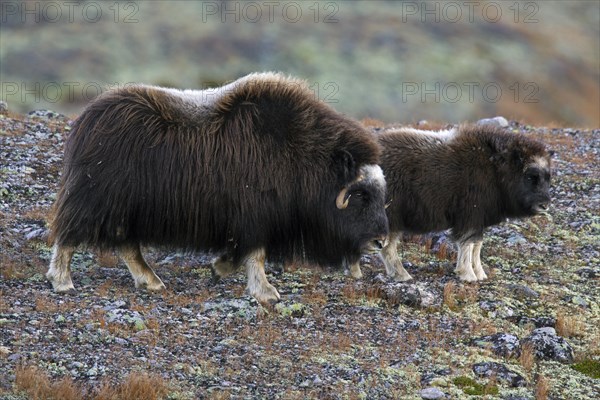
(48, 73, 389, 303)
(350, 124, 552, 282)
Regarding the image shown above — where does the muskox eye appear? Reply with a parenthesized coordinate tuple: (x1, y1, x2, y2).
(527, 173, 539, 185)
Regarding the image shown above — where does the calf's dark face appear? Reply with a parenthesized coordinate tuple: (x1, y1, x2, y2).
(334, 164, 389, 255)
(514, 156, 552, 216)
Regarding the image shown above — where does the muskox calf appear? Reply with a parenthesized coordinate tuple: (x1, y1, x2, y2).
(47, 72, 389, 303)
(350, 124, 552, 282)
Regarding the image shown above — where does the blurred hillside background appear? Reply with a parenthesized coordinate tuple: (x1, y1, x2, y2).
(1, 0, 599, 126)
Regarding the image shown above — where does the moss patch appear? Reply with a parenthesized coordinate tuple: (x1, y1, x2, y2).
(453, 376, 499, 396)
(572, 359, 600, 379)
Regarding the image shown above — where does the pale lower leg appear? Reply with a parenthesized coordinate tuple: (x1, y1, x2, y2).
(455, 242, 477, 282)
(472, 240, 487, 280)
(349, 261, 363, 279)
(118, 243, 165, 291)
(382, 233, 412, 281)
(46, 244, 75, 292)
(211, 254, 238, 279)
(244, 248, 280, 304)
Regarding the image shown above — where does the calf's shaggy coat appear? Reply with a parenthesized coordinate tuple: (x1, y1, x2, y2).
(47, 73, 389, 303)
(350, 124, 552, 282)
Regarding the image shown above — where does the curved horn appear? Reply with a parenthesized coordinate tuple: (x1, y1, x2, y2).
(336, 187, 351, 209)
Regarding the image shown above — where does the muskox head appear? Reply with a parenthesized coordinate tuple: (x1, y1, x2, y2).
(328, 151, 389, 259)
(494, 141, 552, 218)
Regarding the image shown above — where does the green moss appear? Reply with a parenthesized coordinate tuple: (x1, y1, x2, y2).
(453, 376, 499, 396)
(572, 359, 600, 379)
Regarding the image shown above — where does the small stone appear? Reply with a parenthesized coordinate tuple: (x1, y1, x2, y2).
(576, 268, 598, 279)
(383, 283, 422, 307)
(55, 315, 66, 323)
(86, 367, 98, 376)
(507, 284, 539, 299)
(472, 333, 521, 358)
(421, 368, 451, 386)
(0, 101, 7, 113)
(522, 327, 574, 364)
(571, 295, 589, 308)
(477, 116, 509, 128)
(472, 362, 527, 387)
(0, 346, 11, 356)
(420, 387, 447, 399)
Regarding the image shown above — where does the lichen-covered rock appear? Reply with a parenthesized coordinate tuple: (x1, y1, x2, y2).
(506, 284, 539, 300)
(508, 315, 556, 328)
(420, 387, 448, 399)
(476, 116, 509, 128)
(420, 368, 452, 386)
(472, 362, 527, 387)
(522, 327, 574, 364)
(471, 333, 521, 358)
(381, 282, 422, 307)
(26, 109, 66, 120)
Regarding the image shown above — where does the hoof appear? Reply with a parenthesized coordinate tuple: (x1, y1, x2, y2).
(349, 269, 363, 280)
(210, 265, 222, 283)
(248, 284, 281, 306)
(134, 276, 166, 291)
(458, 272, 478, 283)
(476, 271, 488, 281)
(47, 274, 75, 292)
(393, 273, 413, 282)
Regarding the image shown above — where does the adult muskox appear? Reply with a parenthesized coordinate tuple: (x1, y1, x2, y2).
(47, 72, 389, 303)
(350, 124, 552, 282)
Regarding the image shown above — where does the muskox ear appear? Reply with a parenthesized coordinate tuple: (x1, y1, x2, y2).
(333, 150, 357, 184)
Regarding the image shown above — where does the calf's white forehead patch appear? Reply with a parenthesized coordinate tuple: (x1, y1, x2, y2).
(358, 164, 386, 189)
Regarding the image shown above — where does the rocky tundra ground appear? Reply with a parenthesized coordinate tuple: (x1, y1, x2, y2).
(0, 107, 598, 399)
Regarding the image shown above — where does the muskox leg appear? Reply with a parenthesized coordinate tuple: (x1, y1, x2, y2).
(455, 241, 478, 282)
(381, 233, 413, 281)
(118, 243, 166, 291)
(211, 253, 238, 280)
(46, 244, 75, 292)
(349, 261, 363, 279)
(244, 248, 280, 304)
(472, 240, 488, 280)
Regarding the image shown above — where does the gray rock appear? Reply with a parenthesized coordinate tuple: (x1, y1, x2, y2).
(382, 283, 422, 307)
(420, 387, 447, 399)
(576, 268, 598, 279)
(472, 362, 527, 387)
(477, 116, 509, 128)
(508, 315, 555, 328)
(472, 333, 521, 358)
(522, 327, 574, 364)
(0, 101, 7, 113)
(507, 284, 539, 300)
(421, 368, 451, 386)
(27, 109, 66, 120)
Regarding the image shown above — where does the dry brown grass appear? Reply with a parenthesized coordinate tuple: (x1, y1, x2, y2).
(555, 310, 585, 338)
(520, 342, 536, 372)
(14, 365, 171, 400)
(443, 281, 458, 311)
(0, 254, 26, 280)
(93, 372, 169, 400)
(15, 365, 82, 400)
(22, 207, 50, 222)
(535, 374, 550, 400)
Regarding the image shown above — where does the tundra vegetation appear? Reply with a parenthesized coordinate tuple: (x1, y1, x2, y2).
(0, 109, 599, 399)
